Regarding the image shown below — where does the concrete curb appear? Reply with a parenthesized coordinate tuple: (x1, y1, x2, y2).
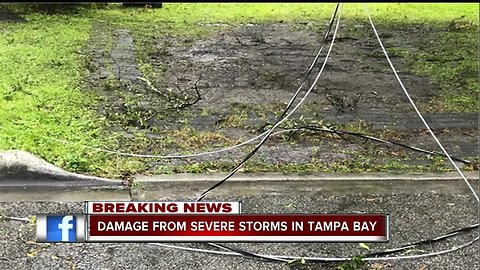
(131, 172, 479, 200)
(134, 171, 480, 182)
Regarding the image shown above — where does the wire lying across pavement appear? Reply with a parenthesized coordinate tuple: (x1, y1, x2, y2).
(165, 3, 479, 264)
(151, 231, 480, 263)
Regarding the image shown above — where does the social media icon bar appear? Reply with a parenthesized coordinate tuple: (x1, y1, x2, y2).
(36, 215, 85, 242)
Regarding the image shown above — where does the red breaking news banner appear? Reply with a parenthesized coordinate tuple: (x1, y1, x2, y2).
(87, 214, 389, 242)
(85, 201, 241, 214)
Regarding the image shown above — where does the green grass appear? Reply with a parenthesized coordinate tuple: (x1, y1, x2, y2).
(389, 30, 478, 112)
(0, 3, 477, 177)
(345, 3, 478, 23)
(94, 3, 478, 25)
(0, 13, 112, 174)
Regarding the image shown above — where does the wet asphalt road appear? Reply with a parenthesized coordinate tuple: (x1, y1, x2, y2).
(0, 190, 478, 270)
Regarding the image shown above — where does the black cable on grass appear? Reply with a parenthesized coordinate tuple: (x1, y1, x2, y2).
(287, 125, 474, 166)
(198, 121, 478, 262)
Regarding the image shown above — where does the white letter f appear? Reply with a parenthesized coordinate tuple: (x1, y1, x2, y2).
(58, 216, 74, 241)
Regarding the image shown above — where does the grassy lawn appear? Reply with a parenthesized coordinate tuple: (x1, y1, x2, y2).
(0, 3, 478, 178)
(0, 13, 109, 174)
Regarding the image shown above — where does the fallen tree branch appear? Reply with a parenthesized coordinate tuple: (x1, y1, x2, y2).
(137, 76, 171, 100)
(138, 76, 203, 110)
(175, 76, 202, 109)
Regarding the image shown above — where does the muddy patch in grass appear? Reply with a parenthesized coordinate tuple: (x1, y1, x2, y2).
(82, 20, 478, 175)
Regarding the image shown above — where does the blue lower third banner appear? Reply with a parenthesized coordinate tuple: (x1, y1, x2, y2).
(36, 215, 85, 242)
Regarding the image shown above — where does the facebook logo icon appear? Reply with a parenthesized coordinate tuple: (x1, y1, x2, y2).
(36, 215, 85, 242)
(47, 216, 76, 242)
